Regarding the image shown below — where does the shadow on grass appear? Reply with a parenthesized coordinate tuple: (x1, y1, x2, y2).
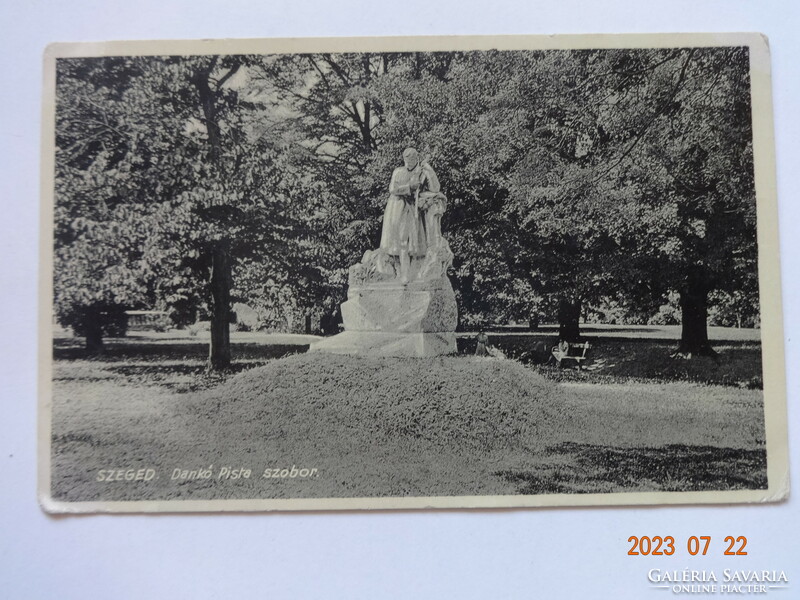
(109, 362, 290, 393)
(53, 343, 308, 394)
(458, 335, 762, 388)
(53, 342, 307, 362)
(52, 432, 103, 448)
(471, 325, 698, 336)
(54, 334, 761, 388)
(497, 443, 767, 494)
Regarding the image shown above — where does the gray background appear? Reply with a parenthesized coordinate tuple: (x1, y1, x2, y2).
(2, 0, 798, 597)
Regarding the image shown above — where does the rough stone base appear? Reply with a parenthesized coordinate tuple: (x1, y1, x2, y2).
(311, 274, 458, 358)
(309, 331, 457, 357)
(342, 275, 458, 333)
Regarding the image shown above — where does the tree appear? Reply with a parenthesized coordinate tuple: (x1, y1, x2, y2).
(54, 55, 302, 366)
(190, 56, 241, 369)
(54, 58, 153, 351)
(457, 47, 757, 349)
(587, 47, 758, 354)
(55, 48, 758, 358)
(250, 53, 463, 326)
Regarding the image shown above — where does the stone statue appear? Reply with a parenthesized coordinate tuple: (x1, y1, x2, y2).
(380, 148, 448, 283)
(310, 148, 458, 357)
(350, 148, 453, 287)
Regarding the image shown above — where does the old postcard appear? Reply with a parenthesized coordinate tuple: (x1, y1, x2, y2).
(39, 33, 788, 513)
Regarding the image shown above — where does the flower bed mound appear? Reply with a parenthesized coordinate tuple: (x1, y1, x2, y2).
(192, 352, 569, 450)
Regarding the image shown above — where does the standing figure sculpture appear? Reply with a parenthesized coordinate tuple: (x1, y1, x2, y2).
(310, 146, 458, 357)
(380, 147, 447, 284)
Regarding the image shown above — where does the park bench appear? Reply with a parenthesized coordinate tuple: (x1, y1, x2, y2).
(125, 310, 170, 332)
(551, 340, 591, 368)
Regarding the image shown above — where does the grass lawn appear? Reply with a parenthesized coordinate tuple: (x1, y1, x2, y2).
(459, 324, 763, 388)
(49, 327, 766, 502)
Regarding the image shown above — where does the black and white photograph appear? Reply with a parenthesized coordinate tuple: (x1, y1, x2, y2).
(39, 34, 787, 512)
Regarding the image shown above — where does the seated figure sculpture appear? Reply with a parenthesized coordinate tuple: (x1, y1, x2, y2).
(310, 147, 458, 357)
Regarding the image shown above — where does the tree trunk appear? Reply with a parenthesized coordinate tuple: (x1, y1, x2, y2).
(676, 275, 716, 357)
(194, 60, 222, 162)
(194, 61, 238, 371)
(320, 307, 342, 336)
(413, 52, 422, 79)
(208, 244, 232, 370)
(84, 307, 104, 354)
(558, 298, 581, 342)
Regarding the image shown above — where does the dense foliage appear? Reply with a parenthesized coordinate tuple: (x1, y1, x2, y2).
(53, 47, 758, 361)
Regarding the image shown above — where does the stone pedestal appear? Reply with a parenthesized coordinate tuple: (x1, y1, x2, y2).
(310, 275, 458, 357)
(308, 330, 456, 357)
